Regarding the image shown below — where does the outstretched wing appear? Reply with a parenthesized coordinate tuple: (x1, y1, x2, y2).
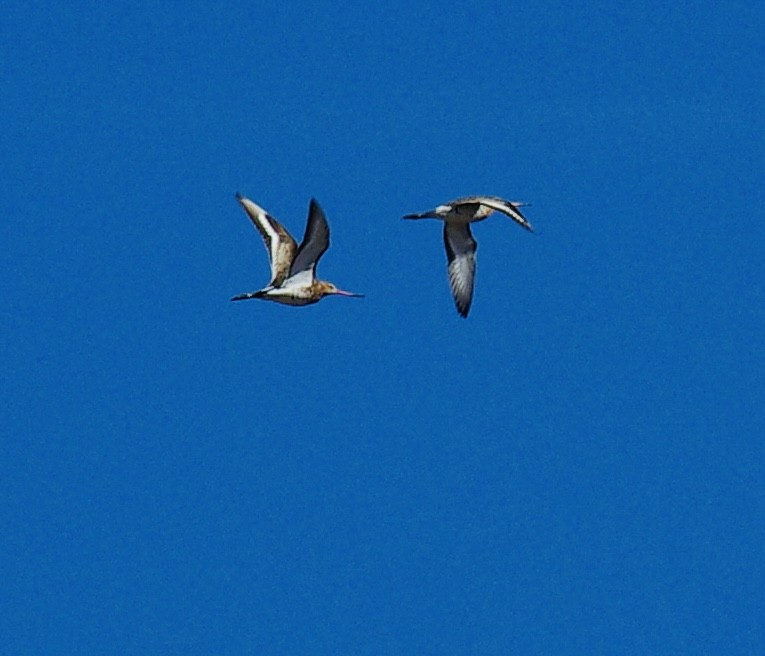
(443, 222, 477, 318)
(236, 193, 297, 286)
(470, 196, 534, 232)
(288, 198, 330, 281)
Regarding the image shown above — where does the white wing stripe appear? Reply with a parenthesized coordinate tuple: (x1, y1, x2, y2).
(473, 197, 533, 231)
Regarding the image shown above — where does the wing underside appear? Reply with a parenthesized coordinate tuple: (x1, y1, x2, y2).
(443, 222, 477, 318)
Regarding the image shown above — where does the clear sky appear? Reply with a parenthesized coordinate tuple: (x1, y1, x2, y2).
(2, 1, 763, 654)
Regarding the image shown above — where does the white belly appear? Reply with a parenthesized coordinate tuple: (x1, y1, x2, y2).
(261, 288, 319, 306)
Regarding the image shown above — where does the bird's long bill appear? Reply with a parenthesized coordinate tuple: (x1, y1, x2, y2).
(334, 289, 365, 298)
(402, 211, 439, 219)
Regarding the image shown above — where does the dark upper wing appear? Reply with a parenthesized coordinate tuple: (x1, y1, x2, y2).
(472, 196, 534, 231)
(235, 193, 297, 286)
(288, 198, 330, 279)
(443, 222, 477, 318)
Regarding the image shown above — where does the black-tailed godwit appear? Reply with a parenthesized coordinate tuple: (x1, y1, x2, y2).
(403, 195, 533, 317)
(232, 193, 363, 306)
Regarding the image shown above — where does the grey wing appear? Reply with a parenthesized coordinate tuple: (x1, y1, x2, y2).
(236, 193, 297, 286)
(472, 195, 534, 232)
(443, 222, 477, 318)
(288, 198, 330, 279)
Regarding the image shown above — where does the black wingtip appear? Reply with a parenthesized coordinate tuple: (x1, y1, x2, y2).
(453, 299, 470, 318)
(235, 191, 243, 201)
(308, 198, 327, 224)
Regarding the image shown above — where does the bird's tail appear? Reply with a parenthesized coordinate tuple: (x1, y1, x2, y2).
(231, 290, 267, 301)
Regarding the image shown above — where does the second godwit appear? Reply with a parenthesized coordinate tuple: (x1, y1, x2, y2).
(231, 193, 363, 306)
(403, 195, 534, 317)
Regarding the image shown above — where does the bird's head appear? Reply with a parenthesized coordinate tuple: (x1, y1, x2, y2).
(319, 281, 365, 299)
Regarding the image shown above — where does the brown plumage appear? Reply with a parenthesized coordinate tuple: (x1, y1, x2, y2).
(231, 194, 364, 306)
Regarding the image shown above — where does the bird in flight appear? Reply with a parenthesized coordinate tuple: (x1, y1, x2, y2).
(232, 193, 363, 306)
(403, 195, 533, 318)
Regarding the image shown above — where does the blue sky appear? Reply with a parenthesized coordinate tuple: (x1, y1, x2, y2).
(2, 1, 763, 653)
